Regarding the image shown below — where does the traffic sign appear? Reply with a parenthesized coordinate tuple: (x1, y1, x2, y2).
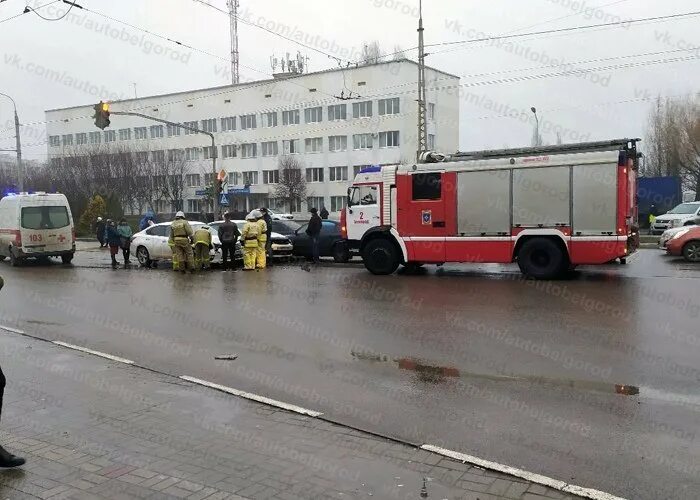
(195, 189, 207, 196)
(219, 193, 229, 206)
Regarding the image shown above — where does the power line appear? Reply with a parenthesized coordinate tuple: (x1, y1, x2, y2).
(0, 0, 61, 24)
(26, 0, 78, 21)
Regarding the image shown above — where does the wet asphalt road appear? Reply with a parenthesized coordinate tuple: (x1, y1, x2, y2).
(0, 245, 698, 500)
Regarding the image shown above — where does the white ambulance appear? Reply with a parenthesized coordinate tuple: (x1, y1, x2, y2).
(0, 192, 75, 266)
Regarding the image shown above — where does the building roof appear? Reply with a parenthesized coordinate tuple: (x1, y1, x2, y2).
(45, 58, 459, 113)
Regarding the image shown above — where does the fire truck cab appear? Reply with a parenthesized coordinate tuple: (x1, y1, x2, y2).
(342, 139, 640, 279)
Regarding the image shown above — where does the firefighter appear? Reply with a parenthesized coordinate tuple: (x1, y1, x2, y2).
(255, 209, 268, 269)
(241, 212, 260, 271)
(169, 211, 195, 273)
(193, 224, 213, 271)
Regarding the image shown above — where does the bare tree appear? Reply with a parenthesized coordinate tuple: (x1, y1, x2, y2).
(360, 41, 383, 65)
(156, 149, 190, 212)
(392, 44, 406, 61)
(275, 155, 306, 213)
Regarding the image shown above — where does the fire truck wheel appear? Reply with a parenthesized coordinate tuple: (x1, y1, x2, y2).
(363, 239, 400, 275)
(517, 238, 567, 280)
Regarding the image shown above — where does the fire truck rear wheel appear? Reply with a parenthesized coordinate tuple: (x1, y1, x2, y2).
(517, 238, 567, 280)
(363, 239, 400, 275)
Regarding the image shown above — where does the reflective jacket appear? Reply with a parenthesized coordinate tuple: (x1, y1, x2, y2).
(194, 227, 212, 246)
(256, 220, 268, 243)
(171, 219, 193, 239)
(241, 221, 260, 248)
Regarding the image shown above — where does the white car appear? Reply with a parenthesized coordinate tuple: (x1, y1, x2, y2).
(131, 221, 241, 267)
(209, 220, 294, 259)
(659, 225, 697, 249)
(267, 209, 294, 220)
(651, 202, 700, 235)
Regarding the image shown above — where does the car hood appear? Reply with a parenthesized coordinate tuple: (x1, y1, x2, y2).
(657, 214, 694, 221)
(661, 226, 692, 237)
(269, 232, 289, 240)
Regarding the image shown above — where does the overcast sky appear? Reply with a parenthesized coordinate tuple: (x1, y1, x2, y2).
(1, 0, 699, 160)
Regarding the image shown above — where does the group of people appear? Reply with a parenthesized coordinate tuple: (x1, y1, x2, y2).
(95, 217, 134, 268)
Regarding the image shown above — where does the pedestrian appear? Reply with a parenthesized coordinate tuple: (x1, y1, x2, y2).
(0, 276, 26, 469)
(260, 207, 273, 264)
(254, 209, 267, 270)
(95, 217, 106, 247)
(139, 210, 156, 231)
(306, 207, 322, 264)
(193, 224, 213, 271)
(648, 204, 658, 235)
(241, 212, 260, 271)
(117, 218, 133, 265)
(217, 213, 240, 271)
(105, 219, 121, 268)
(320, 206, 329, 220)
(169, 211, 195, 273)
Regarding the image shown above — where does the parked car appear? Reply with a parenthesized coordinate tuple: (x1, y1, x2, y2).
(665, 225, 700, 262)
(651, 202, 700, 235)
(267, 209, 294, 220)
(659, 225, 696, 249)
(132, 221, 241, 267)
(270, 219, 301, 237)
(291, 220, 350, 262)
(209, 220, 294, 259)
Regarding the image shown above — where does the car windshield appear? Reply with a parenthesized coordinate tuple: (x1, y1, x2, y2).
(273, 221, 301, 233)
(668, 203, 700, 214)
(21, 206, 69, 230)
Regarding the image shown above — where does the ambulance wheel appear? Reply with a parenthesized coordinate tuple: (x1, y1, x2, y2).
(363, 239, 399, 275)
(9, 248, 22, 267)
(0, 255, 5, 261)
(517, 238, 567, 280)
(61, 253, 74, 264)
(137, 246, 152, 267)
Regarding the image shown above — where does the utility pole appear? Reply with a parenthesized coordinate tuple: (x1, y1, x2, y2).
(416, 0, 428, 161)
(227, 0, 240, 84)
(0, 92, 23, 191)
(530, 107, 541, 147)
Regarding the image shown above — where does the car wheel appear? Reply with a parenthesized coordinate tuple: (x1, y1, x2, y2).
(9, 248, 21, 267)
(61, 253, 74, 264)
(0, 255, 5, 261)
(332, 242, 350, 263)
(682, 240, 700, 262)
(363, 239, 399, 275)
(136, 246, 152, 267)
(517, 238, 567, 279)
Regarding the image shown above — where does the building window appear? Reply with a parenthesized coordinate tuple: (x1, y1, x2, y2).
(306, 196, 325, 210)
(186, 174, 201, 187)
(201, 118, 217, 133)
(150, 125, 164, 138)
(329, 166, 348, 182)
(428, 134, 435, 150)
(154, 199, 168, 213)
(353, 134, 373, 150)
(328, 103, 347, 121)
(353, 165, 369, 177)
(304, 106, 322, 123)
(222, 144, 237, 158)
(220, 116, 236, 132)
(282, 139, 300, 154)
(76, 133, 87, 145)
(328, 135, 347, 152)
(185, 147, 200, 161)
(168, 149, 184, 162)
(263, 169, 279, 184)
(187, 199, 201, 213)
(306, 167, 324, 183)
(183, 121, 198, 135)
(261, 111, 277, 128)
(352, 101, 373, 118)
(104, 130, 116, 143)
(203, 146, 217, 160)
(167, 123, 181, 137)
(379, 131, 400, 148)
(88, 132, 100, 145)
(378, 97, 400, 115)
(282, 109, 300, 126)
(119, 128, 131, 141)
(262, 141, 278, 157)
(134, 127, 148, 140)
(135, 151, 149, 164)
(305, 137, 323, 153)
(331, 195, 346, 212)
(240, 114, 256, 130)
(229, 172, 239, 185)
(62, 134, 73, 146)
(428, 102, 436, 120)
(204, 173, 215, 186)
(152, 150, 165, 163)
(242, 171, 258, 185)
(49, 136, 60, 147)
(241, 143, 257, 158)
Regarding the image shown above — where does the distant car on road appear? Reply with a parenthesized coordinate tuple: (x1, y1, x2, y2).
(291, 220, 350, 262)
(209, 220, 294, 259)
(665, 225, 700, 262)
(651, 202, 700, 235)
(267, 209, 294, 220)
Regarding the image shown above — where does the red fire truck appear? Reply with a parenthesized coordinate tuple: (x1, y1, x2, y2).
(341, 139, 640, 279)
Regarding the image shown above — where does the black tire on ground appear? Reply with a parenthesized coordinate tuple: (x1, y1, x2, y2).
(0, 255, 6, 261)
(136, 246, 152, 267)
(363, 238, 399, 275)
(517, 238, 568, 279)
(682, 240, 700, 262)
(332, 242, 350, 263)
(9, 248, 21, 267)
(61, 253, 74, 264)
(619, 258, 627, 265)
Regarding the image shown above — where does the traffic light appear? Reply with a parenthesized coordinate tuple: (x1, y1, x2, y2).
(93, 101, 110, 130)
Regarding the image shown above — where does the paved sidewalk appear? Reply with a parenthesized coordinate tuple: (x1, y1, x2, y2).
(0, 332, 580, 500)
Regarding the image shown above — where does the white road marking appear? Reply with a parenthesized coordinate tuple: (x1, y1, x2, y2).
(420, 444, 627, 500)
(180, 375, 323, 417)
(51, 341, 134, 365)
(0, 325, 25, 334)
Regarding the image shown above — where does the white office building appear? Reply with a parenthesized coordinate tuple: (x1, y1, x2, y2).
(45, 59, 459, 218)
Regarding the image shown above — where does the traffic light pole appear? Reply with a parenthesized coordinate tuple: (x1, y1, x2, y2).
(0, 93, 23, 191)
(109, 111, 219, 216)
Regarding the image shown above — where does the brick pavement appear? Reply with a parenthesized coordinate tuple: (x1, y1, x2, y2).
(0, 331, 582, 499)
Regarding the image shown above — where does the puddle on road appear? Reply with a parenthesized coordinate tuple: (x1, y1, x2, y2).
(25, 320, 64, 326)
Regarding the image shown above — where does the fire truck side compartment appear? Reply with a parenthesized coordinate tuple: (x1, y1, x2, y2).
(513, 166, 571, 227)
(456, 170, 511, 235)
(572, 163, 618, 235)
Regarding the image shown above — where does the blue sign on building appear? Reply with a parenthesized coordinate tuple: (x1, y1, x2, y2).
(228, 187, 250, 195)
(195, 189, 207, 196)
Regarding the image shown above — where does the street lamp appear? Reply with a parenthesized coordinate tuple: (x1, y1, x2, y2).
(530, 107, 540, 147)
(0, 92, 23, 191)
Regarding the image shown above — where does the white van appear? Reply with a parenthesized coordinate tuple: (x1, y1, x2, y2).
(0, 193, 75, 265)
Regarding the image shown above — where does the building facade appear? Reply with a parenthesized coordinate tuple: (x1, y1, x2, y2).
(45, 59, 459, 218)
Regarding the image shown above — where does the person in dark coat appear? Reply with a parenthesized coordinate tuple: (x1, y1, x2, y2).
(217, 213, 240, 271)
(306, 207, 322, 263)
(95, 217, 106, 247)
(105, 220, 122, 268)
(260, 208, 274, 263)
(319, 206, 329, 220)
